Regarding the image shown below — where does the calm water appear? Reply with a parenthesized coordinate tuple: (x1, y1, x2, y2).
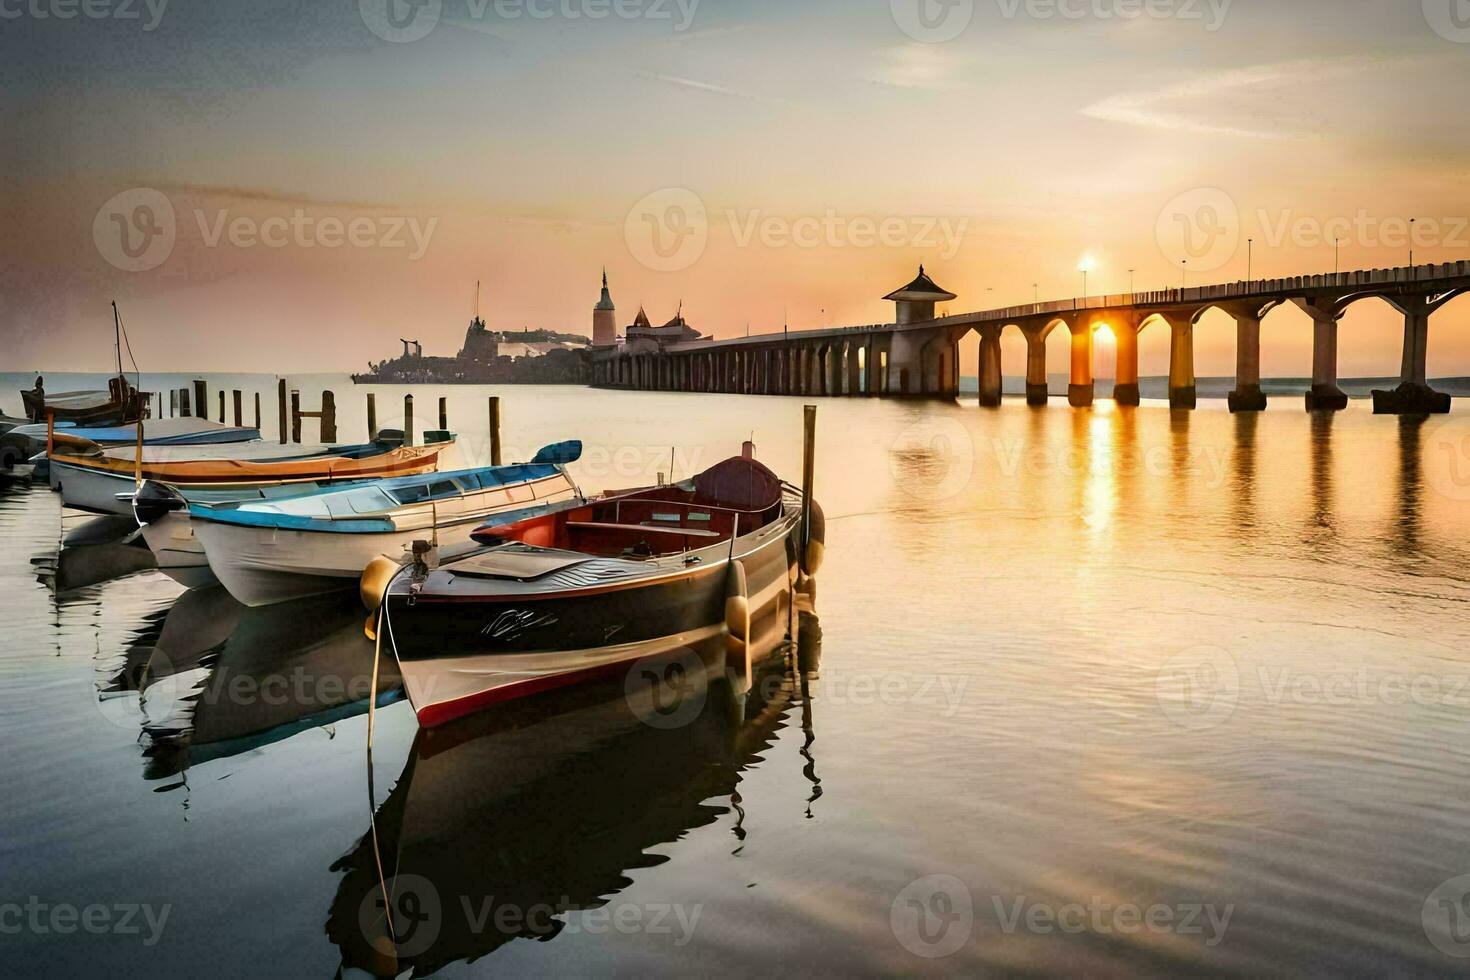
(5, 377, 1470, 977)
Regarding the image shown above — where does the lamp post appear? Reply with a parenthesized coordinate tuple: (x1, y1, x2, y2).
(1128, 268, 1135, 295)
(1409, 218, 1416, 275)
(1334, 237, 1340, 276)
(1181, 259, 1187, 290)
(1247, 238, 1253, 286)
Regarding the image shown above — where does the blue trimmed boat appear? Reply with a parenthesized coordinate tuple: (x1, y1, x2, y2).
(155, 443, 585, 607)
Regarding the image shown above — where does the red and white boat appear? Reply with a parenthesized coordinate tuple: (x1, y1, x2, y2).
(367, 452, 823, 727)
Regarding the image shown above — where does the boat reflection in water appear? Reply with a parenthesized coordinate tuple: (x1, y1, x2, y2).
(132, 588, 402, 780)
(327, 594, 822, 977)
(34, 515, 156, 594)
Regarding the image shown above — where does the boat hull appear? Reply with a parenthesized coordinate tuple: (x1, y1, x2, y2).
(50, 458, 138, 515)
(51, 441, 456, 515)
(385, 519, 798, 727)
(139, 512, 217, 588)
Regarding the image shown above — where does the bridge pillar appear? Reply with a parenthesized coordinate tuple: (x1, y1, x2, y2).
(1374, 295, 1452, 414)
(1114, 317, 1141, 406)
(1024, 328, 1048, 405)
(828, 343, 843, 395)
(846, 341, 862, 395)
(1167, 317, 1196, 409)
(977, 326, 1003, 407)
(1228, 313, 1267, 413)
(887, 330, 925, 396)
(1294, 299, 1348, 412)
(1069, 321, 1094, 408)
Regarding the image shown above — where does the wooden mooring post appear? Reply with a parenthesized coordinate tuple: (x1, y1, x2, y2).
(232, 390, 243, 427)
(217, 390, 225, 423)
(169, 389, 177, 417)
(193, 380, 207, 419)
(179, 387, 192, 418)
(290, 389, 336, 443)
(438, 397, 448, 431)
(254, 393, 261, 430)
(488, 396, 502, 465)
(277, 379, 288, 444)
(404, 394, 414, 446)
(366, 393, 377, 440)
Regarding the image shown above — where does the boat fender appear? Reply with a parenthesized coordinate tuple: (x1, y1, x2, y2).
(360, 555, 400, 619)
(725, 559, 749, 640)
(801, 498, 826, 576)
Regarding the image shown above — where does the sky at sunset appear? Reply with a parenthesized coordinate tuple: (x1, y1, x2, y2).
(3, 0, 1469, 378)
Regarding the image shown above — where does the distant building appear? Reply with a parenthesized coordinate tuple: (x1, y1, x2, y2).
(592, 270, 618, 347)
(626, 305, 705, 347)
(459, 316, 498, 362)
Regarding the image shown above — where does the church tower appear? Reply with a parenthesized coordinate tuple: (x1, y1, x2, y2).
(592, 269, 617, 347)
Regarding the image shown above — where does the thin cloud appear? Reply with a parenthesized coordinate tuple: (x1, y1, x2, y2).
(1080, 55, 1429, 139)
(634, 71, 778, 103)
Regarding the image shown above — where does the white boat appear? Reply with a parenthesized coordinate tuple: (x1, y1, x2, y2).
(50, 434, 461, 516)
(178, 443, 585, 607)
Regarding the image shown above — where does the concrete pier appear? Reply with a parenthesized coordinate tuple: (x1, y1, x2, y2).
(1167, 316, 1196, 410)
(1068, 320, 1094, 409)
(587, 261, 1468, 415)
(1228, 309, 1267, 413)
(1295, 298, 1349, 412)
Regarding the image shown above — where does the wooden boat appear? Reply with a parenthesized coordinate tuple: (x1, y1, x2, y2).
(48, 433, 461, 516)
(170, 443, 584, 607)
(367, 452, 822, 728)
(1, 417, 258, 472)
(329, 610, 818, 975)
(22, 374, 148, 426)
(23, 306, 150, 426)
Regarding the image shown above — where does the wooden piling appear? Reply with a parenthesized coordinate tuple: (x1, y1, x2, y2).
(404, 394, 414, 446)
(232, 390, 243, 427)
(169, 389, 177, 417)
(438, 396, 447, 431)
(218, 390, 225, 423)
(193, 380, 207, 420)
(290, 390, 302, 443)
(320, 390, 336, 442)
(800, 404, 816, 572)
(488, 396, 502, 465)
(277, 379, 287, 444)
(180, 388, 192, 418)
(366, 393, 377, 440)
(254, 392, 261, 430)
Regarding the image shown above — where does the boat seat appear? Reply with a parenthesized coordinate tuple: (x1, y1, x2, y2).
(565, 521, 720, 539)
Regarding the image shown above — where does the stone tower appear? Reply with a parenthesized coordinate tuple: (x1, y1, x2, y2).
(592, 269, 617, 347)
